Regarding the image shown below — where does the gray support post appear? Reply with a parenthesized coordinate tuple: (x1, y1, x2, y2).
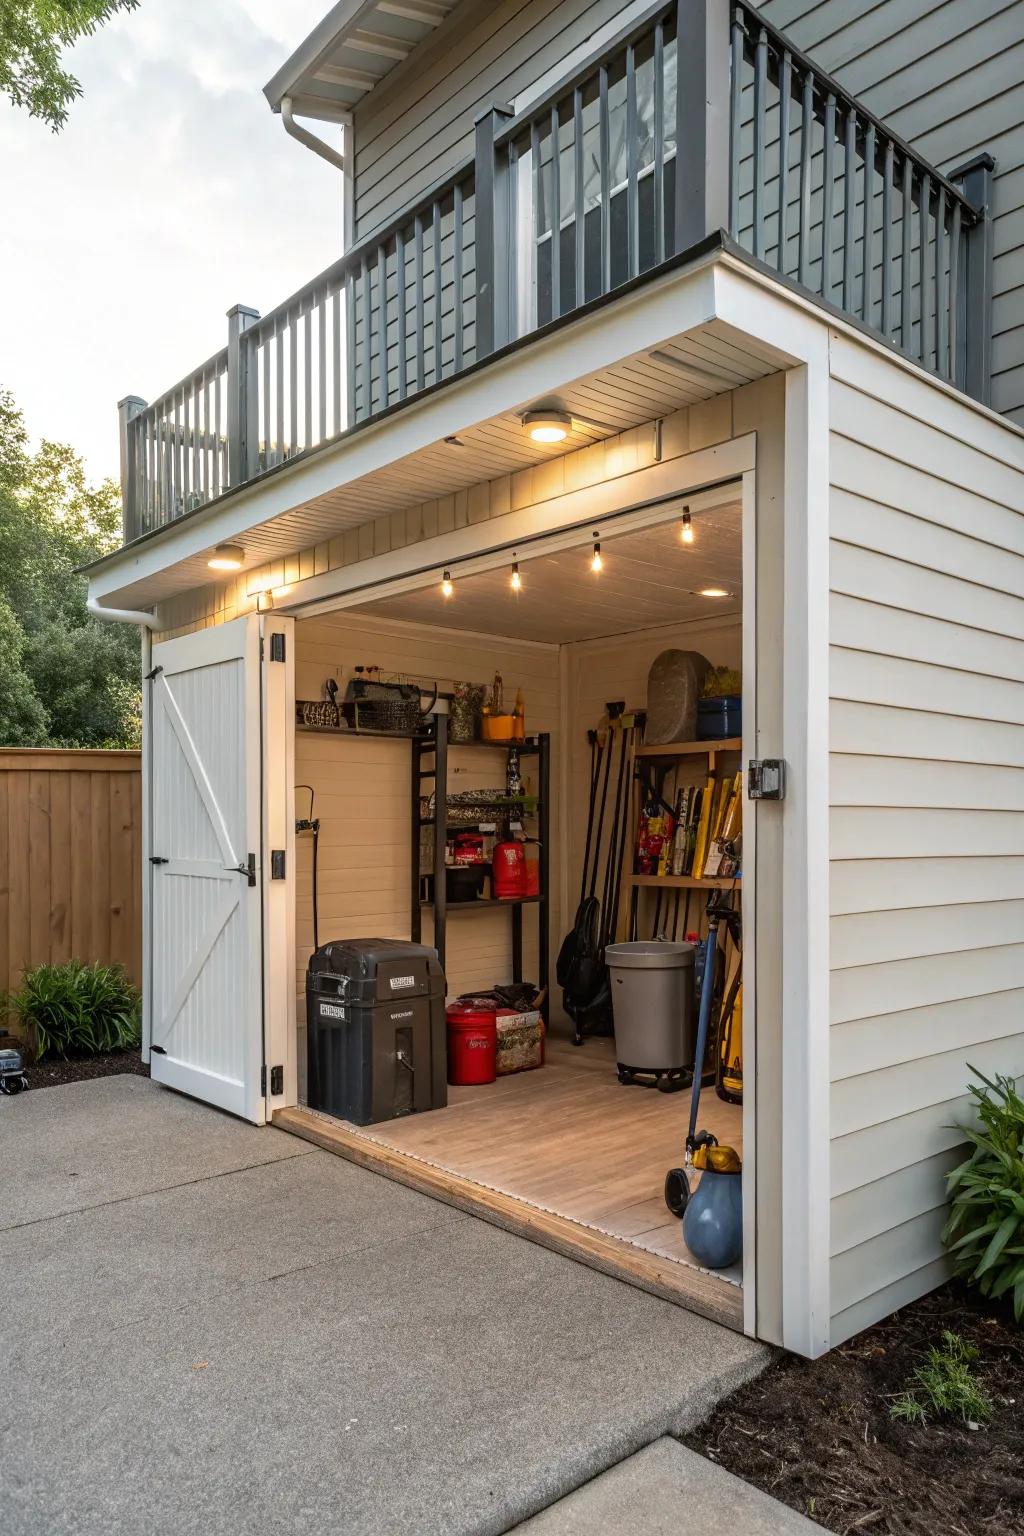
(474, 104, 515, 359)
(951, 152, 995, 405)
(117, 394, 146, 542)
(226, 303, 260, 485)
(674, 0, 731, 253)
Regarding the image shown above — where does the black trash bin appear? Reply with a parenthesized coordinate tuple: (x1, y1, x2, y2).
(306, 938, 447, 1125)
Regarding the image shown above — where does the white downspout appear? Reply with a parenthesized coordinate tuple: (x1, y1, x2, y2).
(88, 596, 159, 1064)
(281, 97, 354, 249)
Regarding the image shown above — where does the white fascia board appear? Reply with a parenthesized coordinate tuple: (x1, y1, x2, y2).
(263, 0, 375, 113)
(87, 257, 721, 608)
(713, 257, 833, 1358)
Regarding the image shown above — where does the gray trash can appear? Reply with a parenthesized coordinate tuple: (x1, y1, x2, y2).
(606, 940, 696, 1091)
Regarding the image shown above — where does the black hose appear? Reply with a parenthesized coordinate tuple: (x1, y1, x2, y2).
(311, 823, 320, 953)
(600, 727, 628, 945)
(579, 731, 601, 906)
(588, 728, 615, 901)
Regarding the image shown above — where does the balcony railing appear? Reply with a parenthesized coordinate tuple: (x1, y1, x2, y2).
(119, 0, 992, 545)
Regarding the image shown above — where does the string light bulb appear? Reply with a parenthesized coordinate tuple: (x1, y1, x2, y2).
(441, 569, 454, 598)
(681, 510, 694, 544)
(511, 559, 522, 592)
(591, 539, 603, 573)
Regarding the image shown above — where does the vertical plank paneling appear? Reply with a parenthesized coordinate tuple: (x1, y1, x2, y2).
(28, 772, 51, 967)
(8, 770, 30, 986)
(49, 772, 71, 962)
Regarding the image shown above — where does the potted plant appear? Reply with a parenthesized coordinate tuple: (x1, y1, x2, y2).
(697, 666, 742, 740)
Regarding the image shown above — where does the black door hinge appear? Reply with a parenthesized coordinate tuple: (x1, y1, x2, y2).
(271, 849, 286, 880)
(261, 1064, 284, 1096)
(232, 853, 257, 885)
(144, 664, 163, 682)
(270, 632, 286, 663)
(149, 855, 169, 865)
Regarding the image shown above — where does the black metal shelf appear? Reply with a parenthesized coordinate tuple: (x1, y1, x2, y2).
(421, 895, 544, 911)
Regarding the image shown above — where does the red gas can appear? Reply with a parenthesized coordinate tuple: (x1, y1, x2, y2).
(446, 1003, 497, 1085)
(493, 839, 527, 899)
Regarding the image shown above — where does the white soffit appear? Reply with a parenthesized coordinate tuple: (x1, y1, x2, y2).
(264, 0, 462, 121)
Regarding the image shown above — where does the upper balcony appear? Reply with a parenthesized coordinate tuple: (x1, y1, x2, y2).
(117, 0, 993, 547)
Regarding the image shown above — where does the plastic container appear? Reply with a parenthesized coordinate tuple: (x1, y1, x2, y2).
(493, 839, 527, 899)
(697, 695, 741, 740)
(605, 941, 696, 1085)
(446, 1002, 498, 1085)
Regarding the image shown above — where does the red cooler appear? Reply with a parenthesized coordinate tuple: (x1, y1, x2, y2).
(445, 1002, 497, 1085)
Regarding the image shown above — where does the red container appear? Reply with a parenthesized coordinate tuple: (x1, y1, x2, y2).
(446, 1003, 497, 1085)
(493, 839, 527, 899)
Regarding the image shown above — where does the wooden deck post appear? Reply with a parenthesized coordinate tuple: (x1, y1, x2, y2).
(474, 105, 515, 359)
(117, 395, 146, 543)
(226, 304, 260, 486)
(951, 152, 995, 406)
(674, 0, 731, 253)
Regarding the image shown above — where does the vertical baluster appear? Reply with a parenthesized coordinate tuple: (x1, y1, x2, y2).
(729, 7, 743, 238)
(377, 246, 389, 408)
(414, 213, 425, 393)
(396, 228, 408, 398)
(862, 122, 875, 325)
(531, 119, 543, 317)
(432, 201, 443, 382)
(191, 375, 200, 497)
(507, 142, 519, 343)
(453, 183, 464, 371)
(822, 92, 835, 300)
(935, 186, 948, 378)
(333, 285, 342, 434)
(290, 306, 299, 448)
(303, 297, 314, 438)
(362, 260, 373, 413)
(653, 26, 665, 264)
(262, 334, 270, 467)
(345, 268, 356, 425)
(213, 367, 222, 496)
(318, 291, 327, 441)
(275, 323, 284, 457)
(551, 104, 563, 314)
(798, 68, 813, 287)
(752, 27, 768, 261)
(843, 106, 856, 312)
(599, 64, 611, 294)
(171, 391, 180, 508)
(180, 387, 190, 506)
(919, 172, 932, 367)
(881, 139, 894, 336)
(200, 375, 209, 499)
(574, 85, 587, 302)
(626, 45, 639, 280)
(777, 48, 791, 276)
(901, 154, 913, 351)
(948, 201, 962, 385)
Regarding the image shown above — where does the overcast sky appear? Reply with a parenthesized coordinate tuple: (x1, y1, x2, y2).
(1, 0, 340, 483)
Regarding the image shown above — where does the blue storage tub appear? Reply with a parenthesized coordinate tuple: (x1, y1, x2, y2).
(697, 696, 741, 740)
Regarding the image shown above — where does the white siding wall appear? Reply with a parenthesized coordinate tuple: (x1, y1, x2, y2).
(294, 612, 561, 1022)
(827, 330, 1024, 1344)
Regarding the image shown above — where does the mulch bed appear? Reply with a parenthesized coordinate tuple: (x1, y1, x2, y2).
(685, 1284, 1024, 1536)
(22, 1051, 150, 1089)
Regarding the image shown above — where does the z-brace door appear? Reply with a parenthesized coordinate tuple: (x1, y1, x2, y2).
(148, 615, 265, 1122)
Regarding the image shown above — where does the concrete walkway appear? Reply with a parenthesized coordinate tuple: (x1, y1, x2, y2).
(2, 1075, 767, 1536)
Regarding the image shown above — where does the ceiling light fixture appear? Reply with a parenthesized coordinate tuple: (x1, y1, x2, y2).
(591, 539, 603, 573)
(523, 409, 572, 444)
(511, 559, 522, 592)
(441, 569, 454, 598)
(699, 587, 730, 598)
(208, 543, 244, 571)
(681, 510, 694, 544)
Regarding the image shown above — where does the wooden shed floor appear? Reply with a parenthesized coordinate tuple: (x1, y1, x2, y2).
(276, 1036, 743, 1328)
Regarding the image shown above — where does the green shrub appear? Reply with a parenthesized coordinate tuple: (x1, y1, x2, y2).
(943, 1067, 1024, 1321)
(889, 1330, 993, 1426)
(3, 961, 141, 1061)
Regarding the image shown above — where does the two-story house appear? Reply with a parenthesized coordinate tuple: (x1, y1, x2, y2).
(86, 0, 1024, 1357)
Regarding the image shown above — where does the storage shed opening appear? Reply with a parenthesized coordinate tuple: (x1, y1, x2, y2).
(287, 494, 751, 1327)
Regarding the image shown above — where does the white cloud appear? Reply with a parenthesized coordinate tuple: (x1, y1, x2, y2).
(0, 0, 338, 482)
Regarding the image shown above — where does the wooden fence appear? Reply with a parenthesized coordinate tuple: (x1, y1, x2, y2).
(0, 750, 142, 1013)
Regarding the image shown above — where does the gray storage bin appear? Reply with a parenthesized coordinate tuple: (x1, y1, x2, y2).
(606, 941, 696, 1089)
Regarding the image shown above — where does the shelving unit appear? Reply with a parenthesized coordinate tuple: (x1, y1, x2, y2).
(411, 718, 551, 1015)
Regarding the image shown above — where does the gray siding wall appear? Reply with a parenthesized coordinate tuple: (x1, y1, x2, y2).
(757, 0, 1024, 423)
(351, 0, 625, 242)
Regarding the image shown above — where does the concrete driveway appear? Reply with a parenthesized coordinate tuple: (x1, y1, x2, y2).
(1, 1075, 765, 1536)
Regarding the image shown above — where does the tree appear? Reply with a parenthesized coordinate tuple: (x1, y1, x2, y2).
(0, 389, 140, 747)
(0, 0, 139, 130)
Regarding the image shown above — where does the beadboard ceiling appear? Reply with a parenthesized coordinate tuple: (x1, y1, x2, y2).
(351, 503, 743, 643)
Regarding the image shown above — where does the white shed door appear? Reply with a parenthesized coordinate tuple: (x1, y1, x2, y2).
(149, 615, 264, 1122)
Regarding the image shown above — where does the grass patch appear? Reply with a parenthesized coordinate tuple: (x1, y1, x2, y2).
(889, 1330, 993, 1428)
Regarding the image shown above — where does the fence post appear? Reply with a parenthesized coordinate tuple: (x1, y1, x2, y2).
(226, 304, 260, 485)
(674, 0, 731, 253)
(951, 153, 995, 406)
(117, 395, 146, 543)
(475, 104, 515, 360)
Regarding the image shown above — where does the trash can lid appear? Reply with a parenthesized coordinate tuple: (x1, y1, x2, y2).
(605, 940, 696, 970)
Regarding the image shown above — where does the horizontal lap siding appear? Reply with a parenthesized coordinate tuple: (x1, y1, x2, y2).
(294, 613, 560, 1023)
(826, 332, 1024, 1344)
(352, 0, 623, 242)
(757, 0, 1024, 425)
